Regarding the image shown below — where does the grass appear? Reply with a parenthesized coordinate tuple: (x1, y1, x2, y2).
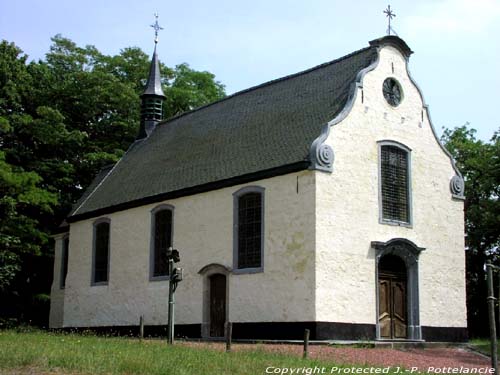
(470, 338, 500, 357)
(0, 329, 403, 375)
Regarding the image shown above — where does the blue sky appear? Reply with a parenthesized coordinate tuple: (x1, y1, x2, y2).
(1, 0, 499, 140)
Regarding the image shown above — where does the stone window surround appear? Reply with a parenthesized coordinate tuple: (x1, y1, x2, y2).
(60, 234, 69, 289)
(372, 238, 425, 341)
(91, 217, 111, 286)
(149, 204, 175, 282)
(198, 263, 231, 338)
(377, 140, 413, 228)
(232, 186, 265, 274)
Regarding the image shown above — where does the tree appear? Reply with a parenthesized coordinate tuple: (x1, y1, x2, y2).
(0, 151, 57, 291)
(0, 36, 225, 325)
(442, 124, 500, 337)
(165, 63, 226, 116)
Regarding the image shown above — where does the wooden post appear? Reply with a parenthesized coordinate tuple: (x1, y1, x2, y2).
(487, 261, 498, 374)
(303, 329, 310, 359)
(225, 322, 232, 352)
(139, 315, 144, 340)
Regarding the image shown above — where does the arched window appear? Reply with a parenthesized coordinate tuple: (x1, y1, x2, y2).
(150, 205, 174, 280)
(92, 218, 110, 285)
(60, 235, 69, 289)
(233, 186, 265, 273)
(379, 141, 412, 225)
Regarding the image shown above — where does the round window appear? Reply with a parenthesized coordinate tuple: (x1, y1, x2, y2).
(382, 78, 403, 107)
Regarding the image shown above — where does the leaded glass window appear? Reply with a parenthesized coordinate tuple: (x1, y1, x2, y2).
(60, 236, 69, 289)
(237, 192, 262, 269)
(93, 221, 110, 284)
(153, 209, 172, 277)
(380, 145, 410, 223)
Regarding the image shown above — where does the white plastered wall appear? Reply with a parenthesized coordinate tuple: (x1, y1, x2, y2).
(60, 171, 316, 328)
(315, 45, 466, 329)
(49, 233, 67, 328)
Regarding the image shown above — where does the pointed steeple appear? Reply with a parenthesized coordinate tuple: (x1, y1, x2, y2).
(142, 45, 165, 97)
(137, 14, 166, 140)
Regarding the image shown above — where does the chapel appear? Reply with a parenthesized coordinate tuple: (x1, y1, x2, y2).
(49, 33, 467, 342)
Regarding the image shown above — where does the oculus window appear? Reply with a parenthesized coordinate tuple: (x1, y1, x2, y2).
(383, 78, 403, 107)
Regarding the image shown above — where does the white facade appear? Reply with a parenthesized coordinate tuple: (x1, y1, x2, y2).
(315, 45, 466, 334)
(53, 171, 317, 328)
(50, 41, 466, 341)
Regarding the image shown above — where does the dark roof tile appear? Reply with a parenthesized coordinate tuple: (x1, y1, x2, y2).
(70, 44, 378, 219)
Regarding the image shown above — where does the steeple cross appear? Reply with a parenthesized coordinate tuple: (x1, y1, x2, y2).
(383, 5, 396, 35)
(151, 13, 164, 44)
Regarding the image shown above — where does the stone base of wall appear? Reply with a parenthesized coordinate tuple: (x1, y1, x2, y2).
(55, 322, 468, 342)
(421, 326, 468, 342)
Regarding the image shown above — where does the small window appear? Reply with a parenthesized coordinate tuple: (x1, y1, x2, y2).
(151, 206, 173, 279)
(234, 187, 264, 271)
(380, 143, 411, 224)
(60, 236, 69, 289)
(93, 220, 110, 284)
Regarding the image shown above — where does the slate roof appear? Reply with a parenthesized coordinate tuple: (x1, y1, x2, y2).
(142, 45, 165, 98)
(69, 43, 379, 221)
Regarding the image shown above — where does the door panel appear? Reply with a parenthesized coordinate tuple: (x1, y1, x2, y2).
(209, 274, 226, 337)
(378, 273, 407, 339)
(378, 278, 392, 338)
(392, 281, 407, 338)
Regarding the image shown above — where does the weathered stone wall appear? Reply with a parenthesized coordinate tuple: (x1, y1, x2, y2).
(49, 234, 66, 328)
(59, 171, 316, 328)
(315, 45, 466, 329)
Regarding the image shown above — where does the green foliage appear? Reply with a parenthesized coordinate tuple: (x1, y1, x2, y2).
(165, 63, 226, 116)
(470, 338, 500, 356)
(0, 41, 31, 115)
(441, 124, 500, 336)
(0, 151, 57, 291)
(0, 36, 225, 323)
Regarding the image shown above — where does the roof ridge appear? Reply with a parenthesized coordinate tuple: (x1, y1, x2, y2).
(70, 41, 379, 219)
(157, 45, 374, 127)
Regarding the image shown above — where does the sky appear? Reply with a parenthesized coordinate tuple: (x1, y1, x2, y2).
(1, 0, 499, 141)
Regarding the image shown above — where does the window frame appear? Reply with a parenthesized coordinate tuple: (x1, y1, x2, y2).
(377, 140, 413, 227)
(60, 234, 69, 289)
(91, 217, 111, 286)
(149, 204, 175, 281)
(232, 186, 265, 274)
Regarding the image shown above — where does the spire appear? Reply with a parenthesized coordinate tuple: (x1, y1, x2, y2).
(142, 44, 165, 97)
(137, 13, 166, 140)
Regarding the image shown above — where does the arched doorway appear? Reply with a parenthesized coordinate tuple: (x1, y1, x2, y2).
(198, 263, 230, 338)
(209, 274, 226, 337)
(378, 255, 407, 339)
(372, 238, 425, 341)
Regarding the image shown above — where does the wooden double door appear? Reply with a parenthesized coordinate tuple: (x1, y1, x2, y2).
(378, 255, 407, 339)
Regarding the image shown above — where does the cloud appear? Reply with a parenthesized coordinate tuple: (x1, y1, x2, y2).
(403, 0, 500, 35)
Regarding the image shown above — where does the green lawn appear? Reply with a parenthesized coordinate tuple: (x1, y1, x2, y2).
(0, 329, 405, 375)
(470, 338, 500, 357)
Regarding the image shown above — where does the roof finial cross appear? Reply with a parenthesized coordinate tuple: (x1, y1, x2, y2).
(151, 13, 163, 44)
(383, 5, 396, 35)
